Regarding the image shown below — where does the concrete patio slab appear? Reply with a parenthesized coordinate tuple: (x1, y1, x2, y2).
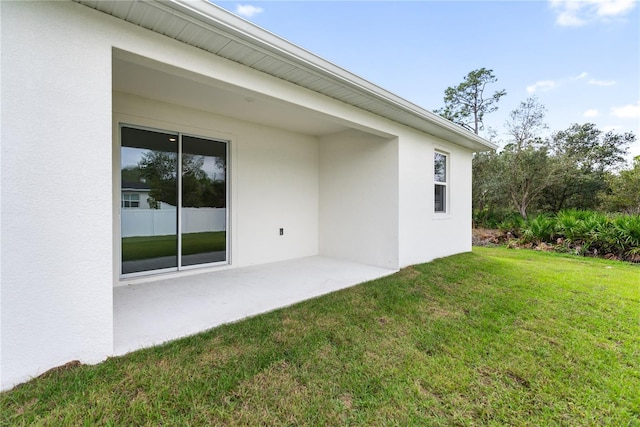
(113, 256, 397, 355)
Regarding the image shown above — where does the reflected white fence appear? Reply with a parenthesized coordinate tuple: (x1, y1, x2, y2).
(122, 208, 226, 237)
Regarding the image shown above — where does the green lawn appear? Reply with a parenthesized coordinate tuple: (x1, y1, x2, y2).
(2, 247, 639, 425)
(122, 231, 226, 261)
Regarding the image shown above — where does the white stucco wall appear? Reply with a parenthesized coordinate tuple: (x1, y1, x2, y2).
(1, 1, 114, 389)
(398, 133, 474, 267)
(319, 130, 399, 269)
(234, 125, 319, 266)
(1, 0, 480, 390)
(113, 93, 319, 269)
(1, 0, 346, 389)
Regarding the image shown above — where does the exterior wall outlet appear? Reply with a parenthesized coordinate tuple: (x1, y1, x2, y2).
(279, 228, 284, 236)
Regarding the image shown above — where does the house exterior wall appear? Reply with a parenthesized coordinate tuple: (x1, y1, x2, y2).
(398, 132, 474, 267)
(1, 0, 480, 390)
(319, 130, 399, 269)
(1, 1, 114, 389)
(1, 0, 326, 389)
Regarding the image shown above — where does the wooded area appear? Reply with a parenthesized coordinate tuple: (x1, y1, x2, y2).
(436, 69, 639, 220)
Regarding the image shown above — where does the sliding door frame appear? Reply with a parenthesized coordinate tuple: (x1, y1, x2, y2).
(118, 123, 230, 279)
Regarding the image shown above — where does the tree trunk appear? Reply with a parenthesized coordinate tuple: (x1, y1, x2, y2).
(474, 109, 479, 135)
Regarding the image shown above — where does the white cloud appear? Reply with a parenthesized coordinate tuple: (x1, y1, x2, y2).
(588, 79, 616, 86)
(611, 101, 640, 119)
(235, 4, 264, 18)
(556, 12, 586, 27)
(526, 80, 557, 94)
(583, 109, 599, 117)
(527, 72, 616, 95)
(596, 0, 637, 16)
(557, 11, 587, 26)
(550, 0, 637, 26)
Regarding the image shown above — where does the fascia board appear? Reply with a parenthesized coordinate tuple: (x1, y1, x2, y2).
(162, 0, 497, 151)
(76, 0, 497, 152)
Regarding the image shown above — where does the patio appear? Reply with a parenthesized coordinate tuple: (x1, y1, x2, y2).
(113, 256, 397, 355)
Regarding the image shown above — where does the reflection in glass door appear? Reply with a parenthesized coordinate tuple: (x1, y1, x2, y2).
(181, 135, 227, 267)
(120, 125, 227, 276)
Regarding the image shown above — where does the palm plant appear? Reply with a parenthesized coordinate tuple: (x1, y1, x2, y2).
(555, 209, 581, 241)
(612, 215, 640, 260)
(521, 214, 555, 244)
(497, 214, 525, 237)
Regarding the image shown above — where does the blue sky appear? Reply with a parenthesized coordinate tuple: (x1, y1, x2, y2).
(214, 0, 640, 162)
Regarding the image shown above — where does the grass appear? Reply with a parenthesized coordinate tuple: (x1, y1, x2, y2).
(2, 247, 639, 425)
(122, 231, 226, 261)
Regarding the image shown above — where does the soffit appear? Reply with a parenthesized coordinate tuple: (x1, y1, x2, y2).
(113, 54, 353, 136)
(75, 0, 496, 151)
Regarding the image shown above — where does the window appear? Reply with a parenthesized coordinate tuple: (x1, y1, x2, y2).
(434, 152, 447, 213)
(122, 193, 140, 208)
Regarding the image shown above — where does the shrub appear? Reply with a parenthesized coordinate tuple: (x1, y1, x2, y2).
(511, 210, 640, 262)
(521, 214, 555, 244)
(555, 209, 581, 241)
(612, 214, 640, 260)
(473, 209, 514, 229)
(497, 214, 525, 237)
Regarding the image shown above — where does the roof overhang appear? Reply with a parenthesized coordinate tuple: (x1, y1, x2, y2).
(75, 0, 497, 152)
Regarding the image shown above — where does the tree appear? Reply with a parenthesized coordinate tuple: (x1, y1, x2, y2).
(138, 151, 178, 207)
(473, 97, 557, 218)
(137, 151, 226, 208)
(435, 68, 506, 135)
(121, 166, 144, 184)
(543, 123, 634, 211)
(499, 144, 560, 218)
(472, 150, 509, 214)
(504, 96, 548, 150)
(599, 156, 640, 214)
(498, 97, 557, 218)
(548, 123, 632, 174)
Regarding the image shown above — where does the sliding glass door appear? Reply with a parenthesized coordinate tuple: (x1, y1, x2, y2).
(181, 135, 227, 267)
(120, 125, 228, 276)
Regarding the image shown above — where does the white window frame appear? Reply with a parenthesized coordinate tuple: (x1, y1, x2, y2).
(434, 151, 448, 214)
(121, 193, 140, 208)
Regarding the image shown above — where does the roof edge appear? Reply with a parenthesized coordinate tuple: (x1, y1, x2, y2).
(162, 0, 497, 151)
(75, 0, 497, 151)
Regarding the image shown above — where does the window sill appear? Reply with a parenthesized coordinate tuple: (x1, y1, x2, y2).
(433, 212, 453, 220)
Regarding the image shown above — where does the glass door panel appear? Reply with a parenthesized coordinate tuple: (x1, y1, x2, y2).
(121, 127, 178, 274)
(181, 135, 227, 266)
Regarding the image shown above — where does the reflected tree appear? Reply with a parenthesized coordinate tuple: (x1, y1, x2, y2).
(137, 151, 226, 208)
(138, 151, 178, 207)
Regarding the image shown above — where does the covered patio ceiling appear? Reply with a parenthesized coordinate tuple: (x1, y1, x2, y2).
(113, 53, 359, 137)
(89, 0, 496, 151)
